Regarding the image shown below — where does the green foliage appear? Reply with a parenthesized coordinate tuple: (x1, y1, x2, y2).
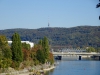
(36, 49, 45, 64)
(38, 39, 42, 45)
(0, 35, 8, 48)
(36, 37, 54, 64)
(0, 26, 100, 48)
(0, 35, 12, 69)
(48, 53, 54, 65)
(22, 43, 30, 50)
(33, 59, 39, 65)
(86, 47, 96, 52)
(0, 58, 12, 69)
(2, 47, 12, 59)
(11, 33, 23, 63)
(95, 47, 100, 52)
(0, 34, 54, 70)
(11, 61, 20, 69)
(22, 60, 34, 68)
(42, 37, 49, 60)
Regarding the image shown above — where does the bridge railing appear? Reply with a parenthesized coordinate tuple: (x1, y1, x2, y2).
(52, 52, 100, 55)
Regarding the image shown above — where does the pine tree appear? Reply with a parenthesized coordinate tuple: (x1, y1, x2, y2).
(11, 33, 23, 62)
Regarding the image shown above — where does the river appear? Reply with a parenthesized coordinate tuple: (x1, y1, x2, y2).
(46, 56, 100, 75)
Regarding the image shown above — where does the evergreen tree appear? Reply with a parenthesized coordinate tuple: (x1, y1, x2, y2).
(42, 37, 49, 61)
(36, 49, 45, 64)
(36, 37, 50, 64)
(11, 33, 23, 62)
(38, 39, 42, 45)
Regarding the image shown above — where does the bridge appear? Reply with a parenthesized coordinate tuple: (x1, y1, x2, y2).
(52, 52, 100, 56)
(52, 52, 100, 60)
(92, 54, 100, 60)
(52, 48, 86, 53)
(51, 48, 100, 60)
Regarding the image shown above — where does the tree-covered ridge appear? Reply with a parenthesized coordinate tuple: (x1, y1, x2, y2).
(0, 26, 100, 48)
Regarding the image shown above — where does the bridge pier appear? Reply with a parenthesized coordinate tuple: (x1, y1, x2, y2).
(79, 56, 81, 60)
(55, 56, 62, 60)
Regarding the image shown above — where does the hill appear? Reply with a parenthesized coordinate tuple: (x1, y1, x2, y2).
(0, 26, 100, 48)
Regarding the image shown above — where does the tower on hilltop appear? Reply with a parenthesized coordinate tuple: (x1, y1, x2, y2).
(48, 16, 50, 27)
(48, 22, 50, 27)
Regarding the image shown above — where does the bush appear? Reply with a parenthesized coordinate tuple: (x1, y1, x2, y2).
(11, 61, 20, 69)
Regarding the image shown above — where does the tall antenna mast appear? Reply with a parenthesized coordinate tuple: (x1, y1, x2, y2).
(48, 16, 50, 27)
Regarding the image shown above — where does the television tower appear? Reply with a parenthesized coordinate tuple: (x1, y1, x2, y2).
(48, 16, 50, 27)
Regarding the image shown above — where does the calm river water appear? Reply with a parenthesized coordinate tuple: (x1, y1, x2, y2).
(46, 57, 100, 75)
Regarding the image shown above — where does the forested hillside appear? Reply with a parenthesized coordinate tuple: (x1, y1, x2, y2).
(0, 26, 100, 48)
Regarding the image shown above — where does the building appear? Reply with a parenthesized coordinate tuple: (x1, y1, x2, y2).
(8, 41, 34, 48)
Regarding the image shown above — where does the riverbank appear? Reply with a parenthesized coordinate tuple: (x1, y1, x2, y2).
(0, 65, 55, 75)
(39, 65, 55, 73)
(19, 65, 55, 75)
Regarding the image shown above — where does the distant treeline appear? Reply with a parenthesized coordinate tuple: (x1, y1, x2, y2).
(0, 26, 100, 48)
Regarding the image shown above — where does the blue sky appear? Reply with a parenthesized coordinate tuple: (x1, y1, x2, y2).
(0, 0, 100, 29)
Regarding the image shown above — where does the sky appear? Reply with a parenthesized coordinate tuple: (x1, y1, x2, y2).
(0, 0, 100, 29)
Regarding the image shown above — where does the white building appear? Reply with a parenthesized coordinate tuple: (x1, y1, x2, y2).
(8, 41, 34, 48)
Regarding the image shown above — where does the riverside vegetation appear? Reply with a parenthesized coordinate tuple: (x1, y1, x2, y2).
(0, 33, 54, 74)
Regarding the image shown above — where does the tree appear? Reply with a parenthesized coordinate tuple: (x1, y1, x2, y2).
(33, 37, 51, 64)
(37, 37, 50, 62)
(86, 47, 96, 52)
(0, 35, 12, 69)
(11, 33, 23, 63)
(31, 44, 42, 65)
(22, 48, 30, 60)
(36, 49, 45, 64)
(2, 47, 12, 60)
(48, 53, 54, 65)
(22, 43, 31, 50)
(38, 39, 43, 45)
(42, 37, 50, 61)
(96, 1, 100, 8)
